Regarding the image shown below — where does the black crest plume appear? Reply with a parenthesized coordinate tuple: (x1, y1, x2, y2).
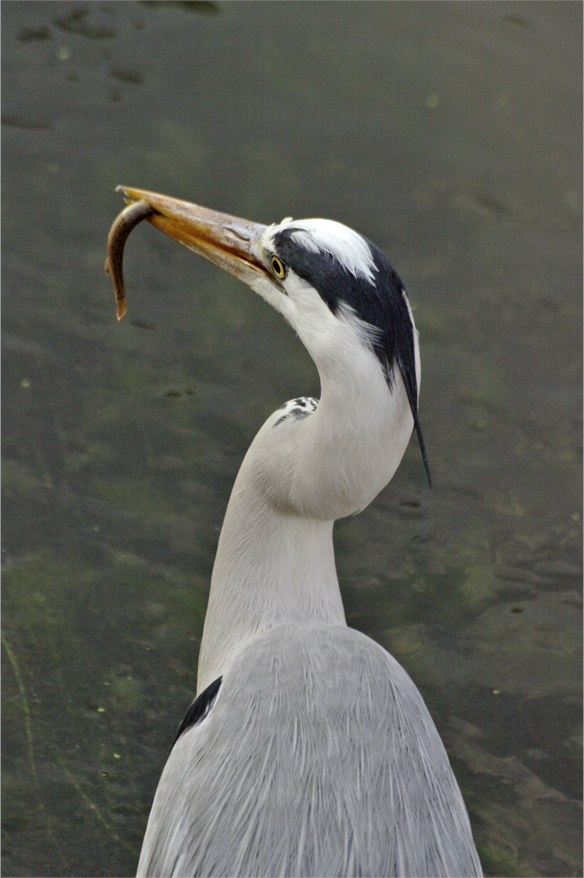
(273, 230, 431, 487)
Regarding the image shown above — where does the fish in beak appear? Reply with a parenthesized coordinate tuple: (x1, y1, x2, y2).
(105, 186, 270, 321)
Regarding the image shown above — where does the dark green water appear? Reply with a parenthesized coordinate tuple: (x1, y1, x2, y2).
(2, 3, 581, 876)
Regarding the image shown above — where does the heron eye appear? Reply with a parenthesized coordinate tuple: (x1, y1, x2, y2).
(271, 256, 286, 279)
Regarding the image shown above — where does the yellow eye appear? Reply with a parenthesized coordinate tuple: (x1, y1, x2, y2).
(271, 256, 286, 279)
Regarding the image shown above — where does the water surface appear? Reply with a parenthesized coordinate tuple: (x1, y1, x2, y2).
(2, 3, 582, 876)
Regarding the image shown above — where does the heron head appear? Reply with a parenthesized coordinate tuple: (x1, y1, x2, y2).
(113, 187, 430, 485)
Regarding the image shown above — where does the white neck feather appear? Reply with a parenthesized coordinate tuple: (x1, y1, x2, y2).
(196, 306, 417, 692)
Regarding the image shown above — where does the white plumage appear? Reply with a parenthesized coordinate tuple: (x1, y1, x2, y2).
(277, 219, 378, 282)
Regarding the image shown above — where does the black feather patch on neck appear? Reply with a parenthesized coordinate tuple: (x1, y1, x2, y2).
(272, 229, 431, 487)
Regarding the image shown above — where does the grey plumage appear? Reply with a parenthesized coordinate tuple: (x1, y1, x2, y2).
(139, 625, 481, 878)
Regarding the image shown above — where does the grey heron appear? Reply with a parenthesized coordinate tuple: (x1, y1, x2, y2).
(107, 187, 483, 878)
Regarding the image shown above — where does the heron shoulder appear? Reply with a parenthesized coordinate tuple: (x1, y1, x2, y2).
(139, 624, 482, 878)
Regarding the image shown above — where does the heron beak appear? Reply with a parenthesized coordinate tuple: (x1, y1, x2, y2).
(116, 185, 270, 286)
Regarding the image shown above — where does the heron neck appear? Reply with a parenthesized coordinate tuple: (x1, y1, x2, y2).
(196, 475, 345, 692)
(197, 338, 414, 692)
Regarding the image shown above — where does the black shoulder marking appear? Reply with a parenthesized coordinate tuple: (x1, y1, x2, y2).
(272, 229, 431, 486)
(172, 676, 222, 748)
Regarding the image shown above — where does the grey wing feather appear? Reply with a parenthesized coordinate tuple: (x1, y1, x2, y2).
(137, 624, 482, 878)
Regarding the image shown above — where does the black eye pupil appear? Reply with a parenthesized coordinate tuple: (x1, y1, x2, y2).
(272, 257, 285, 278)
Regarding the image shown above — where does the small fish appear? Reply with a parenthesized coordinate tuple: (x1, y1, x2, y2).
(105, 199, 154, 321)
